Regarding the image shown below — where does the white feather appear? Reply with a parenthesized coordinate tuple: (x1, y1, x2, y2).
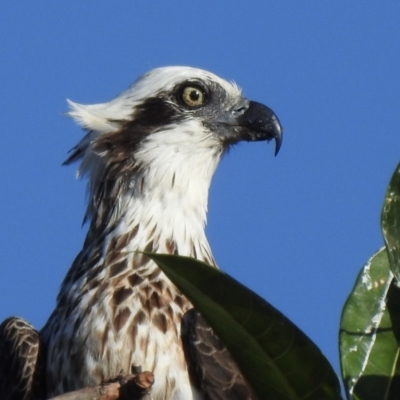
(67, 66, 241, 132)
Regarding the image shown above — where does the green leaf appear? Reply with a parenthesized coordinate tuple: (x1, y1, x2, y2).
(340, 248, 400, 400)
(382, 161, 400, 281)
(147, 253, 342, 400)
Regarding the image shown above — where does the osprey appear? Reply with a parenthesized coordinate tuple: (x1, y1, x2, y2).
(0, 66, 282, 400)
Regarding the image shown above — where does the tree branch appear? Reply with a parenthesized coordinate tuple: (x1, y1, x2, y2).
(48, 371, 154, 400)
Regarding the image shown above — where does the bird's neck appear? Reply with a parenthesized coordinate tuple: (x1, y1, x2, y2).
(84, 151, 221, 266)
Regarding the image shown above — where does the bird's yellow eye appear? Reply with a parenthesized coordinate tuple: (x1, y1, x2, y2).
(180, 85, 207, 108)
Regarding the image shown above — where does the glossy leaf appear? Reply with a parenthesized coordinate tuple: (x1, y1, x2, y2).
(382, 161, 400, 281)
(340, 248, 400, 400)
(147, 253, 342, 400)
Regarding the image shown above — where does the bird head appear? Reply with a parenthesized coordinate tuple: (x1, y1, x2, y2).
(65, 67, 282, 226)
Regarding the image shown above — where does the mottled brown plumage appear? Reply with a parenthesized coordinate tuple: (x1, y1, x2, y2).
(0, 318, 46, 400)
(183, 310, 258, 400)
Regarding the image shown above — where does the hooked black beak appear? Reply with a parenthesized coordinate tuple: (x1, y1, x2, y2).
(236, 101, 283, 156)
(215, 100, 283, 156)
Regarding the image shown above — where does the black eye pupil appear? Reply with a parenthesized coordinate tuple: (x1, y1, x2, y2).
(190, 90, 200, 101)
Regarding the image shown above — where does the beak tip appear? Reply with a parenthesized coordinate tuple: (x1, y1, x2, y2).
(274, 134, 282, 156)
(273, 120, 283, 157)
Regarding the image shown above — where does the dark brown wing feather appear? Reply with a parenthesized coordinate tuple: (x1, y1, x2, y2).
(183, 310, 258, 400)
(0, 317, 46, 400)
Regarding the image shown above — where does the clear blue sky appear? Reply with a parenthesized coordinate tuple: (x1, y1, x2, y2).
(1, 2, 399, 377)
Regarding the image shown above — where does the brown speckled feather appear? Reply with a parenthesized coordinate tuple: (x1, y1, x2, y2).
(183, 310, 258, 400)
(0, 317, 46, 400)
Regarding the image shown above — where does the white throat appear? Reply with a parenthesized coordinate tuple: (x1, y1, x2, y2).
(97, 121, 223, 265)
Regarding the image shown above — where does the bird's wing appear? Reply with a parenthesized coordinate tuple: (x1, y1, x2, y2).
(0, 317, 46, 400)
(183, 310, 258, 400)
